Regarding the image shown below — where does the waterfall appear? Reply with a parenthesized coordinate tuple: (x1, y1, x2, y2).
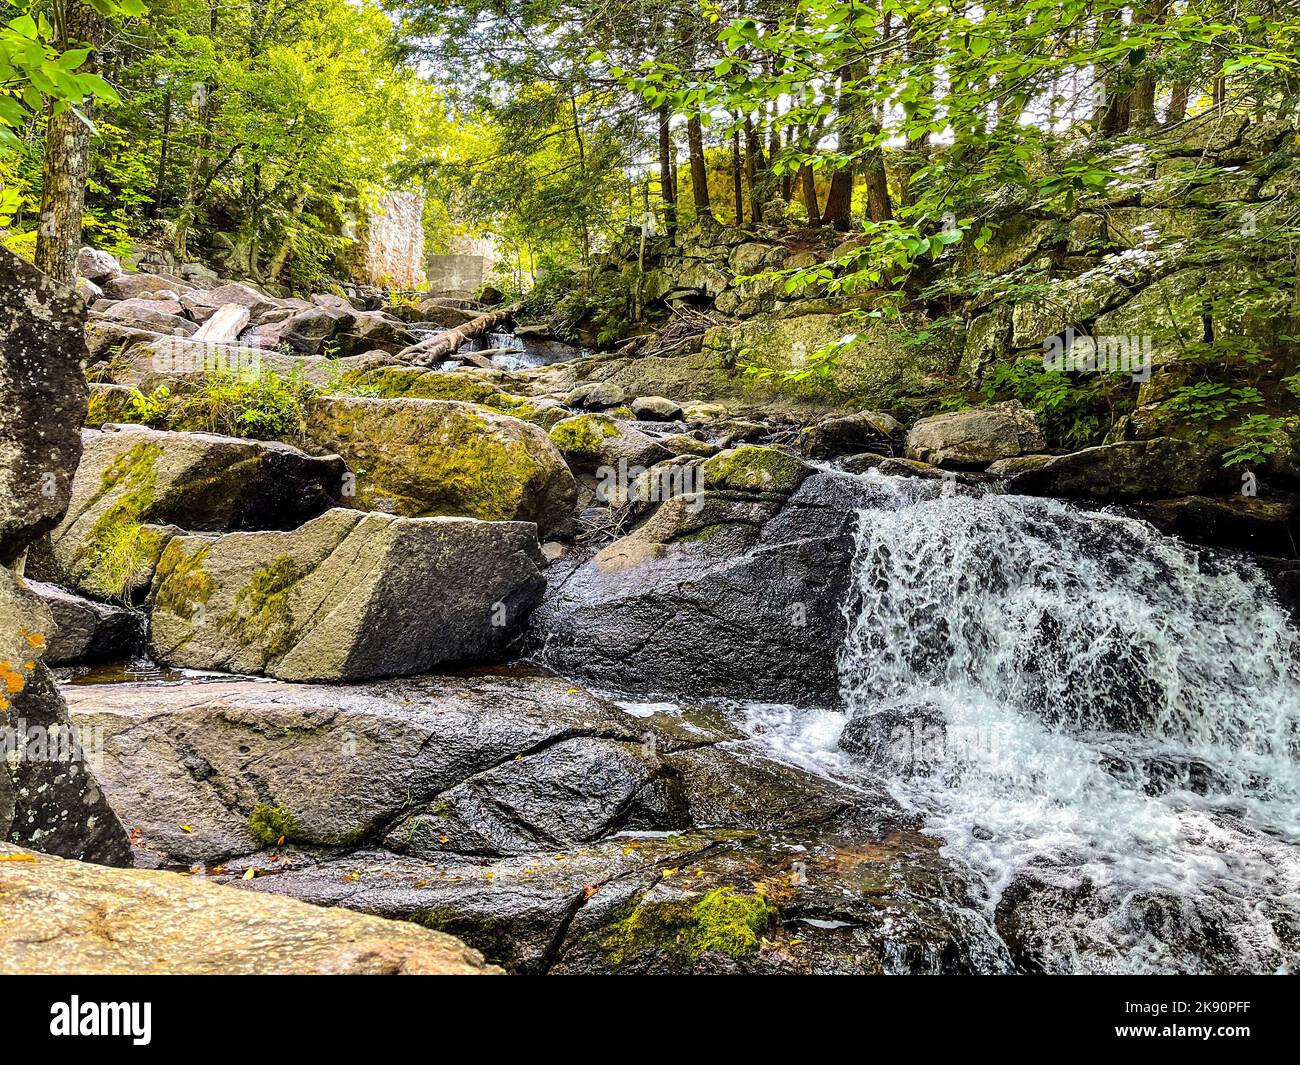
(829, 473, 1300, 972)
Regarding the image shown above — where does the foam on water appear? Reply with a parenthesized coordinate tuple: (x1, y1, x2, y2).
(754, 473, 1300, 972)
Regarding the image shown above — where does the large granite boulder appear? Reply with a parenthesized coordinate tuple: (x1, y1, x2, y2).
(994, 437, 1238, 502)
(304, 397, 577, 536)
(147, 508, 546, 681)
(35, 425, 347, 601)
(0, 842, 499, 975)
(532, 450, 864, 705)
(0, 248, 89, 565)
(905, 402, 1046, 468)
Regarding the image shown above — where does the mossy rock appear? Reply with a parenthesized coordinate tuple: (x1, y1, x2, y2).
(147, 509, 547, 682)
(247, 803, 301, 847)
(701, 445, 811, 495)
(35, 426, 346, 602)
(548, 413, 620, 460)
(548, 413, 672, 477)
(304, 396, 577, 536)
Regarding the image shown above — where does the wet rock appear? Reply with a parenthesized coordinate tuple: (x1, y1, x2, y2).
(1001, 437, 1237, 502)
(64, 674, 656, 866)
(386, 736, 687, 858)
(838, 699, 949, 777)
(0, 569, 131, 865)
(0, 842, 499, 974)
(1133, 495, 1299, 558)
(147, 509, 546, 681)
(22, 580, 142, 665)
(65, 672, 999, 974)
(800, 409, 902, 458)
(993, 871, 1272, 975)
(905, 402, 1046, 468)
(36, 425, 347, 602)
(532, 470, 867, 704)
(304, 396, 577, 536)
(0, 247, 89, 565)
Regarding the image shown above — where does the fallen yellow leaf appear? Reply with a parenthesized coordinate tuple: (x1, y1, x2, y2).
(242, 868, 256, 880)
(0, 854, 37, 862)
(180, 825, 193, 833)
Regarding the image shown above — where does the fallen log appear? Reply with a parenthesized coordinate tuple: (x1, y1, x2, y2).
(398, 309, 512, 365)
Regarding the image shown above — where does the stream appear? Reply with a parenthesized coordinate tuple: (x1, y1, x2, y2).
(742, 472, 1300, 973)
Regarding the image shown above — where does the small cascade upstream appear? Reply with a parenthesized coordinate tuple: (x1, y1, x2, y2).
(749, 472, 1300, 972)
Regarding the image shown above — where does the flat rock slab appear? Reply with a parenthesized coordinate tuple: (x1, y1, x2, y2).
(147, 509, 546, 681)
(0, 843, 499, 975)
(63, 672, 999, 973)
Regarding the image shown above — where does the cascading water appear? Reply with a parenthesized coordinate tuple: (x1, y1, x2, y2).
(737, 471, 1300, 971)
(829, 473, 1300, 973)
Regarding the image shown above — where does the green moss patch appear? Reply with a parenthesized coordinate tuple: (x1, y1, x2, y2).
(219, 555, 306, 661)
(152, 542, 216, 619)
(603, 886, 776, 969)
(248, 803, 301, 846)
(75, 442, 164, 601)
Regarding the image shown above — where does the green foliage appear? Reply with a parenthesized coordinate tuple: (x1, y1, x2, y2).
(982, 357, 1119, 449)
(122, 371, 316, 440)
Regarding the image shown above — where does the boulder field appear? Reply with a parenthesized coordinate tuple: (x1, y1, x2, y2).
(5, 112, 1300, 973)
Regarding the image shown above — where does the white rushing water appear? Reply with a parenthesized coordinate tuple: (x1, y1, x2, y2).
(752, 472, 1300, 972)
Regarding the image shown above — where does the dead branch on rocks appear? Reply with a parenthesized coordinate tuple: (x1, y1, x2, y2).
(398, 309, 513, 365)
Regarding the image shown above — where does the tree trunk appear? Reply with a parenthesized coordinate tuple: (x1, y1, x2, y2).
(744, 113, 765, 223)
(730, 121, 744, 225)
(1130, 1, 1167, 129)
(148, 87, 173, 220)
(1166, 82, 1190, 125)
(780, 126, 794, 201)
(686, 114, 711, 216)
(35, 3, 104, 284)
(657, 104, 677, 237)
(863, 110, 892, 223)
(399, 310, 513, 365)
(799, 159, 821, 227)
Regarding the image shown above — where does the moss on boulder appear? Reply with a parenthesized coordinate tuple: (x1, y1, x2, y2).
(304, 396, 577, 536)
(701, 445, 811, 494)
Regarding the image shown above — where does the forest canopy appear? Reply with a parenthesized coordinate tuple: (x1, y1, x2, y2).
(1, 0, 1297, 291)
